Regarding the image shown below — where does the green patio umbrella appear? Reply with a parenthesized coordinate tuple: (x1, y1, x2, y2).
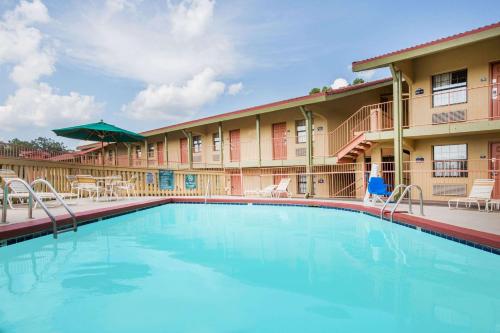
(53, 120, 146, 166)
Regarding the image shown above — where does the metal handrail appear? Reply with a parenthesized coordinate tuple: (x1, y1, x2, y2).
(1, 178, 77, 239)
(389, 185, 424, 222)
(31, 179, 78, 236)
(380, 184, 407, 219)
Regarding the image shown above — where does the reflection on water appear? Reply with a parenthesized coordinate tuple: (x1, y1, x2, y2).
(0, 204, 498, 333)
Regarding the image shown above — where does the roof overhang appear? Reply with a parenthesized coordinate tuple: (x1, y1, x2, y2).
(352, 22, 500, 72)
(142, 78, 392, 137)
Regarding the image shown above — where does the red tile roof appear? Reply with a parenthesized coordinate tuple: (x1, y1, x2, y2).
(142, 77, 392, 135)
(353, 22, 500, 67)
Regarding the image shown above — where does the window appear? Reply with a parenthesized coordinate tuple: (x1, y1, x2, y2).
(135, 146, 142, 159)
(296, 120, 306, 143)
(295, 119, 315, 143)
(297, 174, 307, 194)
(432, 69, 467, 107)
(433, 144, 468, 177)
(107, 150, 113, 161)
(193, 135, 202, 153)
(212, 133, 221, 151)
(147, 143, 155, 158)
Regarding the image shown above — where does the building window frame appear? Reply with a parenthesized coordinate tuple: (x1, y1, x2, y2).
(147, 143, 155, 158)
(212, 133, 221, 151)
(193, 135, 202, 153)
(431, 69, 467, 108)
(432, 144, 468, 177)
(135, 146, 142, 159)
(297, 174, 307, 194)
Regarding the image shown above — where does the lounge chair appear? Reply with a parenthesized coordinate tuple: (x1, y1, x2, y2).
(244, 184, 277, 197)
(487, 199, 500, 211)
(367, 177, 392, 205)
(448, 179, 495, 211)
(272, 178, 291, 198)
(2, 176, 77, 209)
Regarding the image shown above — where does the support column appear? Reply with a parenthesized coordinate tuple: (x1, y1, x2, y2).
(126, 144, 132, 167)
(390, 64, 403, 186)
(182, 130, 193, 169)
(218, 122, 224, 168)
(300, 106, 313, 196)
(114, 144, 118, 166)
(256, 115, 261, 167)
(144, 140, 148, 168)
(164, 133, 168, 168)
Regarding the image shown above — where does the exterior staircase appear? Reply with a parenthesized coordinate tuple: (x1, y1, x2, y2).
(335, 133, 374, 163)
(329, 100, 400, 163)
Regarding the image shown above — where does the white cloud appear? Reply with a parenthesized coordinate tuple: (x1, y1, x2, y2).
(0, 83, 102, 132)
(331, 78, 349, 90)
(123, 68, 225, 121)
(0, 0, 54, 86)
(227, 82, 243, 95)
(169, 0, 215, 39)
(58, 0, 241, 85)
(0, 0, 102, 135)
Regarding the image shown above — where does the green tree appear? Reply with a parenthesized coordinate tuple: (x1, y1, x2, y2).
(352, 78, 365, 85)
(8, 137, 68, 153)
(321, 86, 331, 93)
(309, 87, 321, 95)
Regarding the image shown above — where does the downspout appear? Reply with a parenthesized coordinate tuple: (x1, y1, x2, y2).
(256, 115, 261, 167)
(144, 140, 148, 168)
(300, 106, 313, 197)
(164, 133, 168, 168)
(182, 129, 193, 170)
(390, 64, 403, 188)
(218, 122, 224, 168)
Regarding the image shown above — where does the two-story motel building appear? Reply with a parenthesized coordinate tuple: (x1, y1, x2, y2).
(82, 22, 500, 202)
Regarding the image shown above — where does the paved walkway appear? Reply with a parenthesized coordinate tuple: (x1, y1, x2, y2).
(1, 196, 499, 235)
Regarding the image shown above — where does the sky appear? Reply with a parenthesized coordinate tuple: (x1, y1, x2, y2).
(0, 0, 498, 148)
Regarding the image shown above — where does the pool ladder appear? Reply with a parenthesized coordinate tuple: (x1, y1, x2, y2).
(2, 178, 77, 239)
(380, 184, 424, 222)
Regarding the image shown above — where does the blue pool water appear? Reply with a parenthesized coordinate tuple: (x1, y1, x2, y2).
(0, 203, 499, 333)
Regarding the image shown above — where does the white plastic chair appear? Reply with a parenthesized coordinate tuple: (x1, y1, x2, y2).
(448, 179, 495, 211)
(272, 178, 291, 198)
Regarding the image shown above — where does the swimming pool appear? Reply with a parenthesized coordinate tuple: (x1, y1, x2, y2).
(0, 203, 498, 332)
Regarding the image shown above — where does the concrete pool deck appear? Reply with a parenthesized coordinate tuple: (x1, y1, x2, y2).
(0, 196, 499, 250)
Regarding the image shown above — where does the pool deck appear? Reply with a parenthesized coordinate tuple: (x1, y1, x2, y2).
(0, 196, 499, 251)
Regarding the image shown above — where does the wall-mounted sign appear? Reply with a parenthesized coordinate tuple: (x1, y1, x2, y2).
(146, 172, 155, 185)
(416, 157, 425, 163)
(159, 170, 174, 190)
(185, 174, 197, 190)
(415, 88, 424, 95)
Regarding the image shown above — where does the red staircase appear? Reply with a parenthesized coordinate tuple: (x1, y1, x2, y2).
(335, 133, 374, 163)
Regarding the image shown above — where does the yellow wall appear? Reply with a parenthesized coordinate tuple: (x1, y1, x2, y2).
(402, 37, 500, 127)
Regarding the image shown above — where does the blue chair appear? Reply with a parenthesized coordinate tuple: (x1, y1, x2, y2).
(367, 177, 392, 204)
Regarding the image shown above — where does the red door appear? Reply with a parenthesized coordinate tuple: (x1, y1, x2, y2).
(180, 138, 188, 164)
(157, 142, 164, 165)
(272, 122, 287, 160)
(230, 130, 240, 162)
(491, 62, 500, 119)
(231, 174, 242, 195)
(491, 143, 500, 199)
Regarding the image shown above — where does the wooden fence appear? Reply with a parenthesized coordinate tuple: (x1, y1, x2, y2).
(0, 158, 226, 197)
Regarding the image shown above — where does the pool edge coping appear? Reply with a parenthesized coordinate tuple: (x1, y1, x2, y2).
(0, 197, 499, 253)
